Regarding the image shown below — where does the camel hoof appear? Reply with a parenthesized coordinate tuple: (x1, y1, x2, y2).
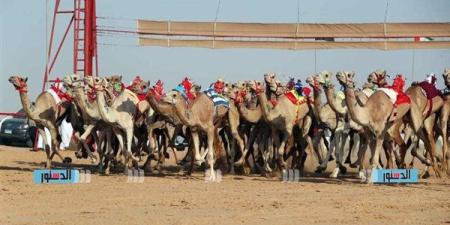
(358, 171, 367, 182)
(315, 166, 326, 174)
(75, 151, 83, 159)
(194, 160, 205, 167)
(339, 165, 347, 174)
(330, 168, 340, 178)
(63, 157, 72, 164)
(421, 170, 431, 179)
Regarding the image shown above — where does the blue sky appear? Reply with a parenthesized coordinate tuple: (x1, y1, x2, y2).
(1, 0, 450, 112)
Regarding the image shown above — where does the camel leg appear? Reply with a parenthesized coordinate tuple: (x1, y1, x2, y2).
(331, 131, 348, 178)
(125, 126, 139, 169)
(79, 125, 98, 164)
(276, 129, 291, 170)
(423, 115, 441, 178)
(370, 135, 385, 171)
(44, 122, 65, 163)
(316, 131, 336, 173)
(189, 131, 203, 165)
(38, 128, 52, 168)
(410, 131, 432, 166)
(355, 134, 369, 179)
(439, 109, 449, 174)
(237, 125, 258, 167)
(349, 132, 361, 168)
(113, 129, 125, 164)
(205, 128, 216, 182)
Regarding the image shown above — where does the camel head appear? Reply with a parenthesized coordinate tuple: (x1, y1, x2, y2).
(368, 69, 388, 87)
(336, 71, 356, 88)
(106, 75, 122, 84)
(9, 75, 28, 93)
(317, 71, 333, 88)
(248, 80, 264, 95)
(264, 72, 276, 84)
(305, 75, 319, 90)
(443, 68, 450, 87)
(228, 83, 248, 104)
(162, 90, 182, 105)
(84, 76, 103, 90)
(62, 74, 84, 89)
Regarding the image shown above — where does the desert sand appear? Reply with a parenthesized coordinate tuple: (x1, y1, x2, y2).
(0, 144, 449, 225)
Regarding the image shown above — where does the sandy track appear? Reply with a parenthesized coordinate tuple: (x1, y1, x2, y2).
(0, 145, 449, 225)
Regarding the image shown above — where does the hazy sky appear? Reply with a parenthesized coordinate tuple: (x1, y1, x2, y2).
(1, 0, 450, 112)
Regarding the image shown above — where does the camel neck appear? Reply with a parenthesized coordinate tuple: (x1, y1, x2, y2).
(312, 87, 322, 118)
(324, 86, 346, 116)
(74, 87, 97, 120)
(238, 102, 261, 123)
(96, 90, 115, 123)
(18, 91, 37, 120)
(172, 95, 194, 127)
(256, 92, 274, 122)
(343, 87, 369, 126)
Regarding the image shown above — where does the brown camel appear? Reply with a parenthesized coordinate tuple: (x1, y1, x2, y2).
(9, 75, 71, 168)
(93, 77, 140, 170)
(249, 80, 310, 169)
(162, 90, 227, 181)
(144, 83, 197, 172)
(336, 71, 410, 176)
(63, 74, 117, 173)
(401, 77, 444, 177)
(306, 73, 348, 176)
(227, 83, 269, 173)
(438, 69, 450, 174)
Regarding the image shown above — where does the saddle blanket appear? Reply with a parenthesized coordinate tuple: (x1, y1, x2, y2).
(378, 88, 398, 104)
(204, 88, 229, 108)
(419, 81, 442, 99)
(379, 88, 410, 106)
(46, 89, 62, 104)
(285, 90, 307, 105)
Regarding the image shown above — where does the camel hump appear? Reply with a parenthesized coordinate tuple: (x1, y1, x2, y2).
(123, 89, 140, 103)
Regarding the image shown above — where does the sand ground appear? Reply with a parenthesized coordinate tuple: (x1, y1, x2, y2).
(0, 144, 449, 225)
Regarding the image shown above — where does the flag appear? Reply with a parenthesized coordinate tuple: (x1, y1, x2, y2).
(414, 37, 433, 42)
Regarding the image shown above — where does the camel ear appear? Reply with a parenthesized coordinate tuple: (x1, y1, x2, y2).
(24, 77, 28, 82)
(119, 75, 123, 81)
(351, 71, 355, 77)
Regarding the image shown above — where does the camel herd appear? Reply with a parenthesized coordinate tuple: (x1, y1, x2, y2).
(8, 68, 450, 182)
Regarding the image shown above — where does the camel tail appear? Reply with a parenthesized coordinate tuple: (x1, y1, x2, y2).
(213, 128, 228, 173)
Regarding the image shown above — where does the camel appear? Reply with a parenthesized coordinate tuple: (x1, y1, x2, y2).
(144, 82, 195, 172)
(93, 77, 140, 170)
(9, 75, 71, 168)
(306, 73, 348, 176)
(63, 74, 117, 173)
(439, 68, 450, 174)
(397, 75, 444, 177)
(162, 89, 227, 181)
(336, 71, 410, 177)
(249, 79, 310, 170)
(227, 83, 272, 173)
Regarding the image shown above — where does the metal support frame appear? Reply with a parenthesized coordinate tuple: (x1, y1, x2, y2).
(43, 0, 97, 93)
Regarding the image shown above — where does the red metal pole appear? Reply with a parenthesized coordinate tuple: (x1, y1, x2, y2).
(93, 0, 98, 76)
(42, 0, 60, 92)
(48, 16, 74, 74)
(84, 0, 94, 76)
